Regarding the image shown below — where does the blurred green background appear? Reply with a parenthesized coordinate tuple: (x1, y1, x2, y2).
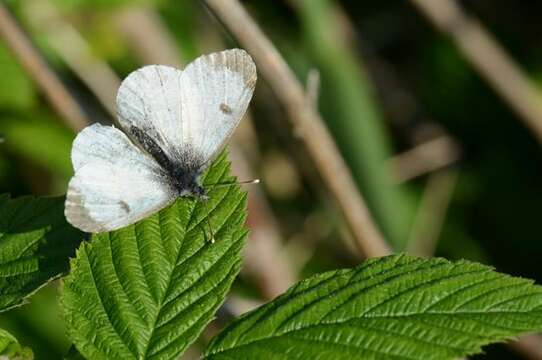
(0, 0, 541, 358)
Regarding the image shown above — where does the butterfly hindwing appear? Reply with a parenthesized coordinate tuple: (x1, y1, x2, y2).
(66, 124, 175, 233)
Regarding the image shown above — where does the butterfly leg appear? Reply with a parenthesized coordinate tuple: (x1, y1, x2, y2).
(201, 199, 215, 244)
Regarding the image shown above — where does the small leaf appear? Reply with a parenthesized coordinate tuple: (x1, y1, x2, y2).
(0, 328, 33, 359)
(61, 152, 247, 360)
(0, 194, 85, 312)
(205, 254, 542, 360)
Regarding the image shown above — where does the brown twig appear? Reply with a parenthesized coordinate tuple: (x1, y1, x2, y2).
(508, 334, 542, 360)
(305, 68, 320, 109)
(388, 136, 461, 183)
(203, 0, 391, 258)
(116, 6, 185, 67)
(0, 3, 88, 131)
(409, 0, 542, 144)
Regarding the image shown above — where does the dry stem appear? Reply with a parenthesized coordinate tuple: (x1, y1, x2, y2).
(409, 0, 542, 144)
(0, 3, 88, 131)
(389, 136, 460, 183)
(204, 0, 391, 258)
(22, 0, 120, 117)
(115, 5, 297, 297)
(116, 6, 184, 68)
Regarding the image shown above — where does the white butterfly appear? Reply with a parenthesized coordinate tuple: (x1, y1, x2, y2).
(65, 49, 257, 233)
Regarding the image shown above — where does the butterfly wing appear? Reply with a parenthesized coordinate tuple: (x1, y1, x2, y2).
(65, 124, 175, 233)
(116, 64, 184, 162)
(115, 49, 256, 170)
(180, 49, 256, 167)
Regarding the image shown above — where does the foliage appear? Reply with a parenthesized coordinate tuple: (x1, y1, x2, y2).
(1, 1, 542, 359)
(0, 328, 33, 359)
(0, 194, 84, 312)
(205, 254, 542, 360)
(1, 168, 542, 359)
(61, 153, 248, 359)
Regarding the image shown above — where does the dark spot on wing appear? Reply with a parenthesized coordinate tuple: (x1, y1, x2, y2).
(220, 103, 232, 115)
(119, 200, 130, 214)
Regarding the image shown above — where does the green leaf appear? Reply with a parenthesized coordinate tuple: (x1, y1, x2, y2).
(61, 152, 247, 360)
(0, 194, 85, 312)
(205, 254, 542, 360)
(0, 328, 33, 359)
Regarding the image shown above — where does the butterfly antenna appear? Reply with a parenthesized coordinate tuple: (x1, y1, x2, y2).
(206, 179, 260, 188)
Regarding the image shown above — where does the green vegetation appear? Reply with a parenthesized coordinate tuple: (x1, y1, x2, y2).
(1, 1, 541, 359)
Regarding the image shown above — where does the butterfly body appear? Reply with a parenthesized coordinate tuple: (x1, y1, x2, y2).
(65, 49, 256, 233)
(129, 125, 206, 198)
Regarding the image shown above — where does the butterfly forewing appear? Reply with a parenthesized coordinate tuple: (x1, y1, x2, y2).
(116, 49, 256, 170)
(116, 65, 184, 162)
(180, 49, 256, 166)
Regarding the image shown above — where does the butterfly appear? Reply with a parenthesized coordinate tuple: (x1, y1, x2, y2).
(64, 49, 257, 234)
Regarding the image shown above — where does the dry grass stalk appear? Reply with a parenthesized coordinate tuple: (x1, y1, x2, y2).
(116, 6, 184, 68)
(389, 136, 461, 183)
(22, 0, 120, 117)
(410, 0, 542, 144)
(0, 3, 88, 131)
(115, 5, 297, 297)
(204, 0, 391, 258)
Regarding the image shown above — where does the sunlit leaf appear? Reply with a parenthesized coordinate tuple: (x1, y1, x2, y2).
(0, 328, 33, 359)
(205, 254, 542, 360)
(61, 152, 247, 360)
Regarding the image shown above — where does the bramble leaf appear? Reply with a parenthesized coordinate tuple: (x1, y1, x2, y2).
(205, 254, 542, 360)
(0, 328, 33, 359)
(61, 152, 247, 360)
(0, 194, 84, 312)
